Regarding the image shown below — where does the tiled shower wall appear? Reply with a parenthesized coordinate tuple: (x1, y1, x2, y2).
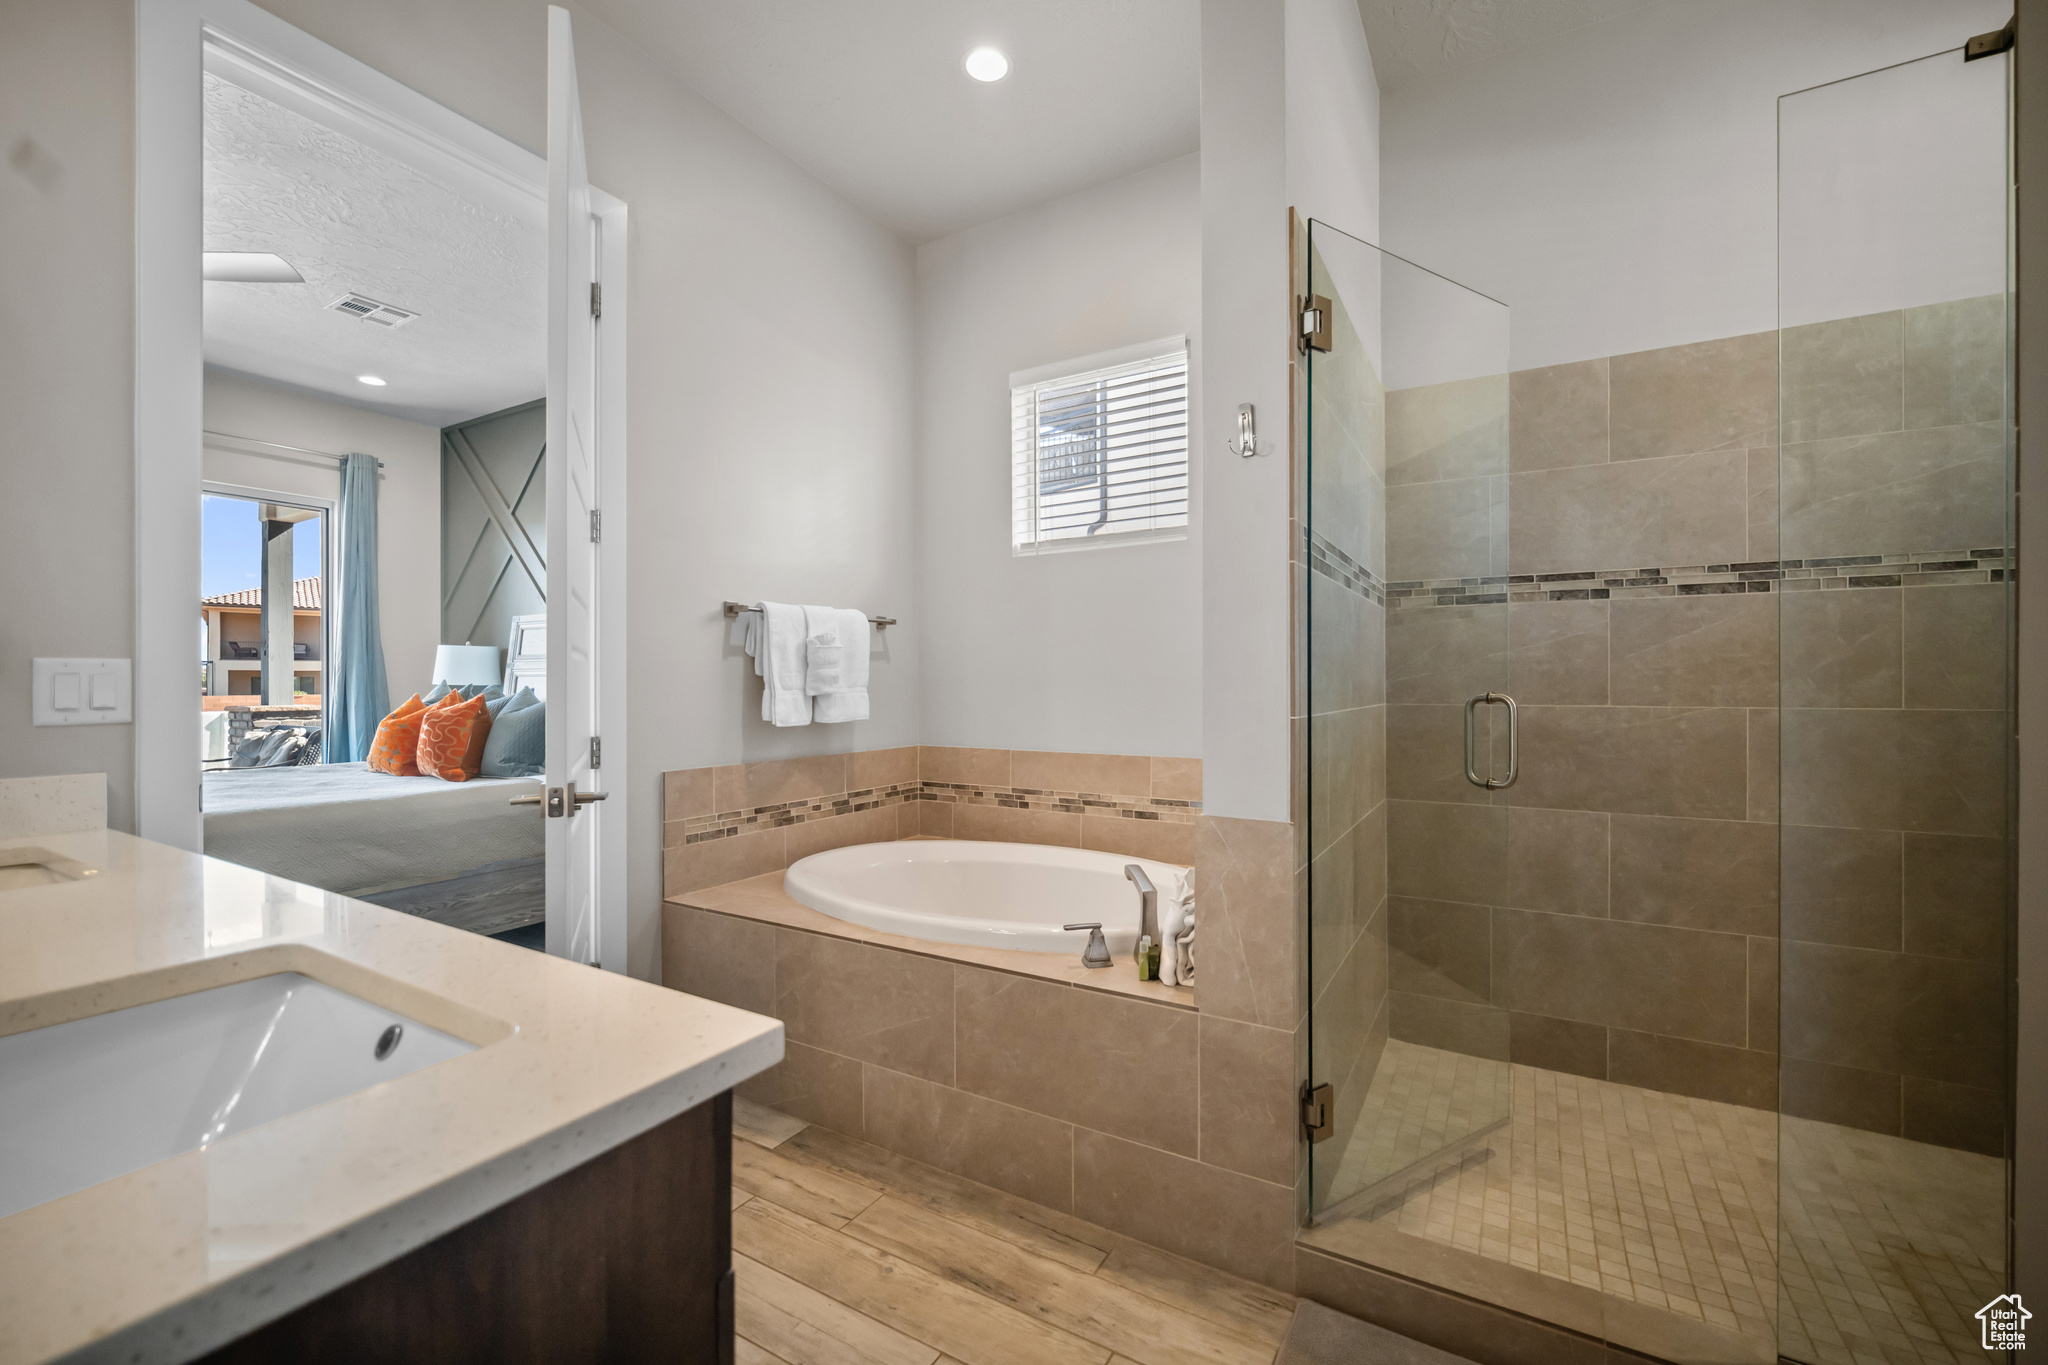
(1300, 246, 1390, 1208)
(1378, 296, 2010, 1154)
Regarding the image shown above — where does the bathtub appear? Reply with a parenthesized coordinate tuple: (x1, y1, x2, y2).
(784, 840, 1185, 954)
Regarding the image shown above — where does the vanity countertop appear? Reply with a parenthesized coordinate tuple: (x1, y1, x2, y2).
(0, 828, 782, 1365)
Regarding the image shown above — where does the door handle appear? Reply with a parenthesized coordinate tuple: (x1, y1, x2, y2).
(1463, 692, 1519, 790)
(510, 785, 607, 816)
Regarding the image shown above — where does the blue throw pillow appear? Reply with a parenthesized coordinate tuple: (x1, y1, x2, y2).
(423, 682, 454, 704)
(485, 685, 534, 720)
(480, 697, 544, 777)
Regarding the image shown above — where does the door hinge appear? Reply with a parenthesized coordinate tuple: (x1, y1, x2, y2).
(590, 735, 602, 769)
(1299, 294, 1332, 353)
(1965, 17, 2015, 60)
(589, 508, 602, 543)
(1302, 1082, 1334, 1144)
(590, 281, 602, 318)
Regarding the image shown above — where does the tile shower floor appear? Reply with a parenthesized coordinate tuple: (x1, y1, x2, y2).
(1313, 1041, 2005, 1364)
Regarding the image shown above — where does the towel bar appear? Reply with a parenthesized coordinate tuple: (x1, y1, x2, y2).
(722, 601, 895, 630)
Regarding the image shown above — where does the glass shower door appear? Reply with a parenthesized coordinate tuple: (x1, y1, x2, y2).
(1777, 42, 2014, 1365)
(1303, 222, 1513, 1225)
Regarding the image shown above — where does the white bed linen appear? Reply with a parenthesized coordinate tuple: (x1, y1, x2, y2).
(202, 762, 544, 897)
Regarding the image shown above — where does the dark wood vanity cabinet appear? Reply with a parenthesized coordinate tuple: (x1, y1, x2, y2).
(197, 1091, 734, 1365)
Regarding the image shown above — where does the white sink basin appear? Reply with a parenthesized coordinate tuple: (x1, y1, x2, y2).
(0, 972, 474, 1219)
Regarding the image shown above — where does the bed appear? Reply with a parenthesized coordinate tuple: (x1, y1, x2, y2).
(202, 762, 545, 936)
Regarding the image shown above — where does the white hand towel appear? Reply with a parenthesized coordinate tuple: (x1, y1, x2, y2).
(813, 607, 871, 723)
(754, 601, 811, 726)
(802, 605, 843, 696)
(1155, 870, 1188, 986)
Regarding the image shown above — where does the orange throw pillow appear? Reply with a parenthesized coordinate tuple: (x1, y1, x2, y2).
(367, 694, 429, 775)
(416, 691, 494, 782)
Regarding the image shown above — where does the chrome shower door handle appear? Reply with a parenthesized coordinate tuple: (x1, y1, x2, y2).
(1463, 692, 1519, 790)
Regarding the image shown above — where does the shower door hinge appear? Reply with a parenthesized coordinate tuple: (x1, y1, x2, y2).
(1302, 1082, 1334, 1144)
(1298, 295, 1332, 353)
(590, 281, 602, 318)
(1965, 17, 2015, 60)
(590, 508, 602, 543)
(590, 735, 602, 769)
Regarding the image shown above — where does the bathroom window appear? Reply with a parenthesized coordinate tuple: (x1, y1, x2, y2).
(1010, 338, 1188, 554)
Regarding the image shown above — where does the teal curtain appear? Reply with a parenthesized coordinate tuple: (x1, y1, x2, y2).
(329, 453, 389, 762)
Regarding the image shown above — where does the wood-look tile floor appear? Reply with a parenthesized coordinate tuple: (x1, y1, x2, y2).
(727, 1099, 1298, 1365)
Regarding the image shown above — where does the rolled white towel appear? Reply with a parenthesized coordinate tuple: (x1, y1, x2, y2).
(1156, 869, 1193, 986)
(813, 607, 871, 724)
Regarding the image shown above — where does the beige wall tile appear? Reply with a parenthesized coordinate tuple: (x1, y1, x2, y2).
(665, 826, 787, 897)
(1195, 815, 1299, 1029)
(1902, 1076, 2005, 1157)
(1010, 750, 1151, 796)
(663, 766, 715, 821)
(1072, 1131, 1298, 1291)
(1388, 800, 1506, 906)
(1609, 595, 1776, 708)
(1507, 1012, 1606, 1080)
(663, 904, 778, 1014)
(786, 805, 902, 864)
(920, 746, 1012, 786)
(1902, 833, 2006, 961)
(1903, 295, 2006, 431)
(777, 931, 955, 1084)
(1781, 1056, 1899, 1135)
(895, 802, 923, 840)
(1780, 311, 1902, 443)
(1903, 583, 2007, 710)
(1385, 703, 1492, 805)
(1749, 936, 1777, 1054)
(1309, 825, 1361, 1000)
(1491, 908, 1749, 1046)
(1780, 941, 1898, 1074)
(1198, 1016, 1300, 1185)
(1779, 421, 2007, 559)
(949, 802, 1082, 847)
(1080, 814, 1195, 866)
(860, 1065, 1076, 1212)
(711, 764, 746, 812)
(1504, 806, 1608, 916)
(1781, 588, 1902, 709)
(1609, 813, 1777, 935)
(955, 966, 1199, 1155)
(1747, 447, 1778, 561)
(1388, 896, 1491, 1004)
(1385, 374, 1508, 486)
(1386, 476, 1502, 582)
(727, 753, 852, 809)
(1609, 330, 1775, 461)
(1781, 707, 2006, 836)
(1150, 756, 1203, 802)
(1509, 358, 1608, 474)
(1508, 704, 1749, 820)
(848, 746, 919, 791)
(662, 816, 690, 850)
(1510, 600, 1609, 705)
(1509, 450, 1746, 576)
(1387, 604, 1508, 706)
(1310, 580, 1385, 713)
(918, 800, 953, 838)
(1309, 704, 1384, 857)
(1747, 708, 1779, 823)
(1388, 992, 1509, 1059)
(1606, 1029, 1777, 1109)
(1899, 953, 2005, 1089)
(1782, 824, 1901, 950)
(739, 1040, 865, 1134)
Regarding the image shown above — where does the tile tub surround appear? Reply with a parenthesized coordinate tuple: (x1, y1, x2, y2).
(664, 871, 1304, 1291)
(661, 746, 1203, 897)
(0, 828, 783, 1365)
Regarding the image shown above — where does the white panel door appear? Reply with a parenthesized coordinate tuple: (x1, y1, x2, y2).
(544, 4, 601, 964)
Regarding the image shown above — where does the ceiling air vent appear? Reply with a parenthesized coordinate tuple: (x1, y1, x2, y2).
(325, 293, 419, 328)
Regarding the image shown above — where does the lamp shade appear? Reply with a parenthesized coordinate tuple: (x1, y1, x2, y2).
(433, 644, 501, 689)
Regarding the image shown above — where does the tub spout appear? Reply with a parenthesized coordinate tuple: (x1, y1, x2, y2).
(1064, 922, 1113, 969)
(1125, 864, 1158, 965)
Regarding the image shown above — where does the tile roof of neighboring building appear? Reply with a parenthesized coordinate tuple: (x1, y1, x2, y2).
(202, 577, 322, 611)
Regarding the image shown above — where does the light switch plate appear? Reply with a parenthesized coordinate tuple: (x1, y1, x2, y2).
(33, 658, 132, 726)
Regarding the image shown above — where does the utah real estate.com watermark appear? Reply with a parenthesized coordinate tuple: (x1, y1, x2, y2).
(1980, 1294, 2031, 1351)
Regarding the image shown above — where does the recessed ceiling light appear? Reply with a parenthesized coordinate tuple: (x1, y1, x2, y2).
(357, 375, 387, 387)
(964, 47, 1009, 82)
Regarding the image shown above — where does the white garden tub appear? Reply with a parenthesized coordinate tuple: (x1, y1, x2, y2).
(784, 840, 1185, 954)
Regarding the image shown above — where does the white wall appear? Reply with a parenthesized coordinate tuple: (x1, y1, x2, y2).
(1379, 0, 2010, 372)
(915, 154, 1201, 758)
(1285, 0, 1380, 244)
(203, 369, 442, 702)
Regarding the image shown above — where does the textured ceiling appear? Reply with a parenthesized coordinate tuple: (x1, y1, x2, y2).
(1357, 0, 1659, 87)
(578, 0, 1200, 243)
(203, 73, 546, 429)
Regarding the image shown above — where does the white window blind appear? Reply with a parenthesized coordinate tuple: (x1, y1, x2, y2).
(1011, 343, 1189, 554)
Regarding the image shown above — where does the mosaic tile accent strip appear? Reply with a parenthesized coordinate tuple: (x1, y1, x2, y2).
(675, 779, 1200, 845)
(1385, 548, 2012, 610)
(1306, 527, 1386, 605)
